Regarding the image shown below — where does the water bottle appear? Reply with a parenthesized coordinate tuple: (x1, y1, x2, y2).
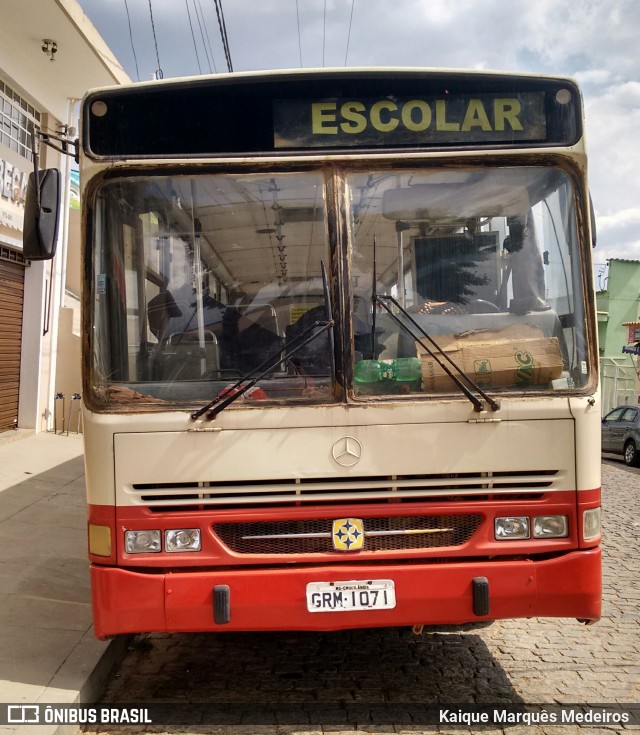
(354, 360, 392, 393)
(391, 357, 422, 385)
(354, 358, 422, 394)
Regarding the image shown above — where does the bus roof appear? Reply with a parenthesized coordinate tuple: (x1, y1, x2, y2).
(83, 66, 579, 97)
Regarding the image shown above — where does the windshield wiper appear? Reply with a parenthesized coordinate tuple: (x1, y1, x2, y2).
(374, 294, 500, 413)
(190, 318, 334, 421)
(191, 262, 335, 421)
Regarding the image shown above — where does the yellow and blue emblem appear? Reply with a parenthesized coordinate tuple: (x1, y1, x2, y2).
(332, 518, 365, 551)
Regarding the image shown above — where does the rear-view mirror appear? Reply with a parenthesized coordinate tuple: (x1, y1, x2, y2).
(23, 168, 61, 261)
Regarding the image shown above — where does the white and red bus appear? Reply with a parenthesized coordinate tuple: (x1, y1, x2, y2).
(28, 69, 601, 638)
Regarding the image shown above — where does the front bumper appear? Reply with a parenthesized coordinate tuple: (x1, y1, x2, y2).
(91, 547, 601, 638)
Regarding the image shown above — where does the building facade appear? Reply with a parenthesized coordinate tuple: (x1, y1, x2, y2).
(596, 258, 640, 414)
(0, 0, 129, 433)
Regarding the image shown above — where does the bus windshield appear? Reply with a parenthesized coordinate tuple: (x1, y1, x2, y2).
(89, 165, 589, 408)
(90, 171, 332, 406)
(348, 166, 589, 398)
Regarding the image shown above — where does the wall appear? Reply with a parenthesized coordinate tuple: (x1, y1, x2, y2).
(596, 258, 640, 412)
(597, 259, 640, 357)
(56, 206, 82, 433)
(54, 306, 82, 433)
(0, 0, 129, 434)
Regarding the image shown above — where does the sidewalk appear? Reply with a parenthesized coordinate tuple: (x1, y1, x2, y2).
(0, 431, 127, 735)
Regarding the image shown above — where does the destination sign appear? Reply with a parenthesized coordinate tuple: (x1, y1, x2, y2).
(274, 92, 546, 148)
(85, 73, 580, 158)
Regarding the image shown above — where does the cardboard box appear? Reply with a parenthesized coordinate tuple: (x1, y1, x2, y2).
(417, 323, 564, 392)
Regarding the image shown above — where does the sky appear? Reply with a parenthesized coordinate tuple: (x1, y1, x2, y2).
(76, 0, 640, 288)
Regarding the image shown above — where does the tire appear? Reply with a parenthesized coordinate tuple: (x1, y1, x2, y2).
(623, 440, 640, 467)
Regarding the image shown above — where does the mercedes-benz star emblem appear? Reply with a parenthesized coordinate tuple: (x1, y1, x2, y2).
(331, 436, 362, 467)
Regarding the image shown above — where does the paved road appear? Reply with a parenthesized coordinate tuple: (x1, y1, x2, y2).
(84, 461, 640, 734)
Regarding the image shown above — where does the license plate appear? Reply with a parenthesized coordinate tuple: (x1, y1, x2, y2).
(306, 579, 396, 612)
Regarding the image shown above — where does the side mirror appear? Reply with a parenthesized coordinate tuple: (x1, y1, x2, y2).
(23, 168, 61, 261)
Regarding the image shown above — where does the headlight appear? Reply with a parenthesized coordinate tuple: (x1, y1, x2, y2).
(125, 529, 161, 553)
(165, 528, 201, 552)
(495, 516, 530, 540)
(533, 515, 568, 538)
(583, 508, 601, 541)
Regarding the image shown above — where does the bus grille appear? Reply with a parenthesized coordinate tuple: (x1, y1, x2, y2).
(214, 514, 483, 554)
(128, 469, 558, 510)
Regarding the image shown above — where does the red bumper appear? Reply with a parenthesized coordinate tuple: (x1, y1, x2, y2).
(91, 548, 601, 638)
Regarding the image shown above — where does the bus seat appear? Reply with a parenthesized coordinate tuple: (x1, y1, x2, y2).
(156, 330, 220, 380)
(234, 305, 282, 373)
(285, 304, 330, 375)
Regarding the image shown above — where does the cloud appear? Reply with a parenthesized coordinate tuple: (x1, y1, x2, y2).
(573, 69, 613, 87)
(585, 82, 640, 218)
(520, 0, 640, 77)
(598, 209, 640, 233)
(77, 0, 640, 81)
(593, 208, 640, 263)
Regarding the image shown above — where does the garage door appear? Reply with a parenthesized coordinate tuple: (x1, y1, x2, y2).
(0, 247, 25, 432)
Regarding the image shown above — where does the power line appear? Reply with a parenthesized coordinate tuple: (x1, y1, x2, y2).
(195, 0, 218, 73)
(123, 0, 140, 81)
(322, 0, 327, 67)
(213, 0, 233, 72)
(193, 0, 214, 73)
(344, 0, 355, 66)
(295, 0, 303, 67)
(147, 0, 163, 78)
(185, 0, 203, 74)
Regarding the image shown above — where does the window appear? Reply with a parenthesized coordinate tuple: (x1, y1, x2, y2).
(90, 171, 333, 407)
(347, 166, 589, 397)
(0, 80, 40, 161)
(604, 408, 625, 423)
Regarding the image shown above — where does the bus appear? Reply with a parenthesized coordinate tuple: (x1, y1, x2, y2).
(27, 68, 602, 638)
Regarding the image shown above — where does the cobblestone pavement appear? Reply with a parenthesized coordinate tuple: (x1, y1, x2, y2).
(83, 461, 640, 735)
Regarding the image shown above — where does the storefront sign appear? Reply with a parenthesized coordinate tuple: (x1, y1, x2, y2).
(0, 157, 28, 231)
(627, 324, 640, 343)
(0, 201, 23, 230)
